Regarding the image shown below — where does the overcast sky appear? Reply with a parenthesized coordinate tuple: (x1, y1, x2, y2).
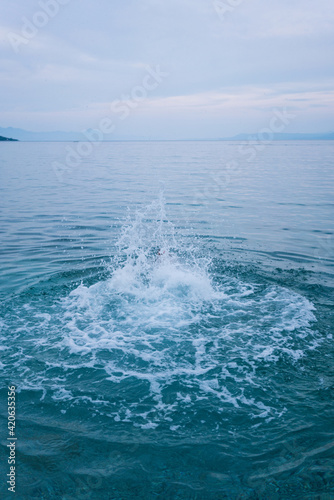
(1, 0, 334, 139)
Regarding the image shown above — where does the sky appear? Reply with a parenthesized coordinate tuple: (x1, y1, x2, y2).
(0, 0, 334, 139)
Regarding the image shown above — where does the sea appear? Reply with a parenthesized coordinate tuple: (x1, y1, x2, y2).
(0, 141, 333, 499)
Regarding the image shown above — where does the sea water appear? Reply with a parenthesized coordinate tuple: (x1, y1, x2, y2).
(0, 141, 333, 499)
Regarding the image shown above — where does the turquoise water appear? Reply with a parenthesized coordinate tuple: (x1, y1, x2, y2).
(0, 141, 333, 499)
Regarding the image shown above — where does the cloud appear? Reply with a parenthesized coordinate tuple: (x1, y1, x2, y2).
(0, 0, 333, 136)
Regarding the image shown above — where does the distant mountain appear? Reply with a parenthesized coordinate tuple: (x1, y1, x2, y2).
(1, 127, 334, 142)
(225, 132, 334, 141)
(0, 127, 83, 142)
(0, 135, 18, 141)
(0, 127, 146, 142)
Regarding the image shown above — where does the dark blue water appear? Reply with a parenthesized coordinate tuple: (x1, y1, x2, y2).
(0, 141, 334, 499)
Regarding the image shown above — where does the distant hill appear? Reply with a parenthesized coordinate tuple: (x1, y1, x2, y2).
(225, 132, 334, 141)
(0, 135, 18, 141)
(0, 127, 83, 142)
(1, 126, 334, 142)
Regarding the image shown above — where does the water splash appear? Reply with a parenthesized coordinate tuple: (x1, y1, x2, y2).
(54, 196, 318, 428)
(1, 195, 319, 431)
(109, 193, 214, 305)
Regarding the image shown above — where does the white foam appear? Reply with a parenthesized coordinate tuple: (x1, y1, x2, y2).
(57, 256, 317, 427)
